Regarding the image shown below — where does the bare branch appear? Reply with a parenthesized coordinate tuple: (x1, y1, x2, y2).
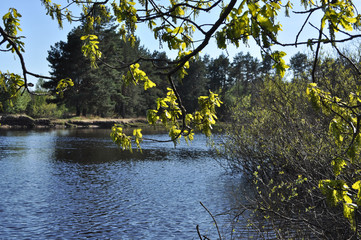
(295, 8, 317, 47)
(310, 23, 323, 83)
(200, 201, 222, 240)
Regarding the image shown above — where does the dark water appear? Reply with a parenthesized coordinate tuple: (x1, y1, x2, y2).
(0, 129, 244, 239)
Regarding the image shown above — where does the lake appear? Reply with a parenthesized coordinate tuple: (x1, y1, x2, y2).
(0, 129, 248, 239)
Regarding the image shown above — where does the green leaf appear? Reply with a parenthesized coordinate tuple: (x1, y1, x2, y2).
(271, 51, 289, 77)
(331, 158, 347, 176)
(110, 125, 133, 152)
(343, 203, 356, 230)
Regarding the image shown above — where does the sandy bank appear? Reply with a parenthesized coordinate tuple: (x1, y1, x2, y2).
(0, 114, 148, 129)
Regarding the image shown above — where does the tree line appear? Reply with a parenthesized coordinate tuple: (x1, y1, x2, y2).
(1, 22, 311, 121)
(1, 19, 303, 120)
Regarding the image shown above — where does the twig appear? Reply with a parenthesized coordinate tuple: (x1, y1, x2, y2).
(196, 224, 211, 240)
(200, 201, 223, 240)
(310, 22, 323, 83)
(295, 9, 315, 47)
(196, 225, 203, 240)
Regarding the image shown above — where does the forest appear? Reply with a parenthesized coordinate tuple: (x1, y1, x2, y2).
(1, 19, 299, 121)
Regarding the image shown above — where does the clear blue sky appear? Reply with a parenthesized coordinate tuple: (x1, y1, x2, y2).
(1, 1, 360, 85)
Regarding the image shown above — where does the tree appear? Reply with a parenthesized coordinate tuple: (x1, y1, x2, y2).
(206, 53, 230, 92)
(45, 19, 165, 117)
(45, 26, 92, 116)
(289, 52, 310, 79)
(177, 57, 209, 113)
(229, 51, 261, 95)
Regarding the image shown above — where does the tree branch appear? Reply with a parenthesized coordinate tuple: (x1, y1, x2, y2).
(200, 201, 222, 240)
(168, 0, 238, 76)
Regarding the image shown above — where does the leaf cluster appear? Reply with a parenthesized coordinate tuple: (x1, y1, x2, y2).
(307, 79, 361, 231)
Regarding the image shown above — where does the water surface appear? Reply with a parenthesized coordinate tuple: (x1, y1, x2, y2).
(0, 129, 243, 239)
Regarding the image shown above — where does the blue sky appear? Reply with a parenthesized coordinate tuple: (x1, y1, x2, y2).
(1, 1, 360, 85)
(0, 0, 76, 84)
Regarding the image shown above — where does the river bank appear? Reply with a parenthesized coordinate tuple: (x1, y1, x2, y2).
(0, 114, 149, 129)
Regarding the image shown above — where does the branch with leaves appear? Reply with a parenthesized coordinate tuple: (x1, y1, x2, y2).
(0, 7, 73, 105)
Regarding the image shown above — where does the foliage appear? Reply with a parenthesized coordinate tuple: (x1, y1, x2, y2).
(1, 90, 30, 114)
(111, 125, 142, 152)
(290, 52, 309, 79)
(221, 56, 361, 238)
(206, 54, 230, 92)
(307, 79, 361, 231)
(122, 63, 156, 90)
(80, 34, 102, 68)
(0, 72, 25, 111)
(26, 95, 68, 119)
(176, 57, 209, 113)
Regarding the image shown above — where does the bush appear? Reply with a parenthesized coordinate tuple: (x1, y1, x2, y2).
(1, 91, 31, 114)
(220, 60, 361, 238)
(26, 95, 68, 118)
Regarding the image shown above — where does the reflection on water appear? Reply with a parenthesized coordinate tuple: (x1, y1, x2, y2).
(0, 129, 245, 239)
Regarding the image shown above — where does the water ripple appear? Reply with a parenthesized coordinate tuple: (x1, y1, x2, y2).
(0, 129, 241, 239)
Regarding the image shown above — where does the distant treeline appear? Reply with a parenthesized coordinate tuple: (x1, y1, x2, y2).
(1, 19, 311, 119)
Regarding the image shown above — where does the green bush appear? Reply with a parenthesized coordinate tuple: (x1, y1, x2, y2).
(26, 95, 68, 118)
(220, 57, 361, 239)
(1, 91, 31, 114)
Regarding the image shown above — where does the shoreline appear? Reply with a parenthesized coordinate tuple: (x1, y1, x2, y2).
(0, 114, 149, 129)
